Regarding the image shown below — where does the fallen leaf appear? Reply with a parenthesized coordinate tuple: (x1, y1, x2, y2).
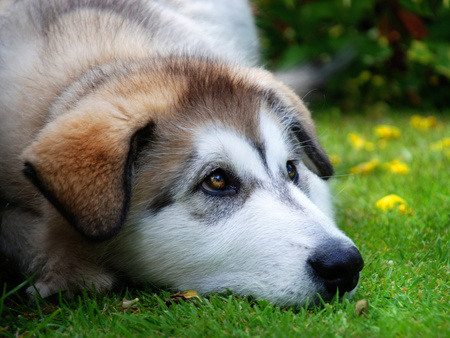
(165, 290, 201, 306)
(355, 299, 369, 316)
(121, 297, 139, 312)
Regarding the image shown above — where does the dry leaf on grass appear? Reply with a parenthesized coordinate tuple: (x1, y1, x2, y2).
(165, 290, 201, 306)
(121, 297, 139, 312)
(355, 299, 369, 316)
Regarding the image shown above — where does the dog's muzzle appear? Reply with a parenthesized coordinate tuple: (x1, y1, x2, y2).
(308, 241, 364, 296)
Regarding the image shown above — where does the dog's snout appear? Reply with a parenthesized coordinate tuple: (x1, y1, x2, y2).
(308, 243, 364, 295)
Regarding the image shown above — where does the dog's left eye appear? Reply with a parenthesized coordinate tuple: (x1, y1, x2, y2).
(200, 169, 237, 196)
(286, 161, 299, 184)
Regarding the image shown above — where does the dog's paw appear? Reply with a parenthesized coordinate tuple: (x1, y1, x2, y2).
(26, 281, 65, 300)
(27, 259, 115, 299)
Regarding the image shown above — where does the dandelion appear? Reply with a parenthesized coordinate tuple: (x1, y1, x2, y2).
(349, 158, 379, 174)
(348, 133, 365, 149)
(329, 154, 342, 166)
(376, 194, 405, 210)
(430, 138, 450, 159)
(398, 204, 414, 215)
(410, 115, 437, 131)
(348, 133, 375, 151)
(383, 160, 409, 174)
(376, 194, 413, 214)
(374, 125, 401, 140)
(430, 138, 450, 152)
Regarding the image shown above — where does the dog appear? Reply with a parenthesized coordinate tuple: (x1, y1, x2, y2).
(0, 0, 363, 306)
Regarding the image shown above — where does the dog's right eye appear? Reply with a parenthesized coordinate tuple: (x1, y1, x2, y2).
(200, 169, 237, 196)
(286, 161, 299, 184)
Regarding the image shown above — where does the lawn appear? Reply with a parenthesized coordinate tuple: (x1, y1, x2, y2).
(1, 110, 449, 337)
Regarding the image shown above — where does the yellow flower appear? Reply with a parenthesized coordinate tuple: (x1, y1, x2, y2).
(430, 138, 450, 152)
(383, 160, 409, 174)
(376, 194, 405, 210)
(430, 138, 450, 158)
(349, 159, 379, 174)
(410, 115, 437, 131)
(329, 155, 342, 166)
(374, 125, 401, 140)
(348, 133, 375, 151)
(376, 194, 413, 214)
(398, 204, 414, 215)
(348, 133, 365, 149)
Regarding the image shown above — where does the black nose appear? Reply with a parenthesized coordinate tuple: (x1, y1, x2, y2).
(308, 243, 364, 295)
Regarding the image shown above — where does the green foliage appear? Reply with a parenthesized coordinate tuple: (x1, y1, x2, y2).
(1, 112, 449, 336)
(253, 0, 450, 111)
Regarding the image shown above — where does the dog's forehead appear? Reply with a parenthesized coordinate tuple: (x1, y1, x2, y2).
(259, 109, 291, 173)
(149, 67, 299, 180)
(193, 107, 290, 178)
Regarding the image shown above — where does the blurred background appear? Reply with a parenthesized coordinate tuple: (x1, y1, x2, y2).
(251, 0, 450, 114)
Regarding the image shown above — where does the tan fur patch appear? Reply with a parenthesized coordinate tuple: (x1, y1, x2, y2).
(21, 60, 190, 240)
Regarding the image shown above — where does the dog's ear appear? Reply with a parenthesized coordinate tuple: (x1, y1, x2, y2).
(22, 106, 155, 241)
(290, 119, 334, 180)
(265, 86, 333, 180)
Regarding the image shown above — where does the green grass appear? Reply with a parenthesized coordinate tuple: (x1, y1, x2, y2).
(1, 111, 449, 337)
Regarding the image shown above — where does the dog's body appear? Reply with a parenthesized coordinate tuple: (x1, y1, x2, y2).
(0, 0, 363, 306)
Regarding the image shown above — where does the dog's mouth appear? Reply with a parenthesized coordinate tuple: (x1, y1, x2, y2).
(324, 270, 361, 294)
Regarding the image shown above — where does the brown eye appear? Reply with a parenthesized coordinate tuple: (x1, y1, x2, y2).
(203, 171, 226, 191)
(200, 169, 238, 196)
(287, 161, 299, 183)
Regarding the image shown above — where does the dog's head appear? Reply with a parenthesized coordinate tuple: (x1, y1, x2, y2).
(23, 57, 363, 306)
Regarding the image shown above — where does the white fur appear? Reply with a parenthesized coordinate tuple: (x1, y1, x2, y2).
(260, 111, 290, 175)
(104, 110, 355, 306)
(195, 128, 268, 182)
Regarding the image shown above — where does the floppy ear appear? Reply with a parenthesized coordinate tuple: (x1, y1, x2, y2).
(264, 86, 334, 180)
(22, 106, 154, 241)
(291, 120, 334, 180)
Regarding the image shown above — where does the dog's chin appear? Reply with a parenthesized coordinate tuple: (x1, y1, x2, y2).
(251, 288, 360, 308)
(171, 275, 360, 308)
(305, 285, 359, 308)
(264, 279, 361, 308)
